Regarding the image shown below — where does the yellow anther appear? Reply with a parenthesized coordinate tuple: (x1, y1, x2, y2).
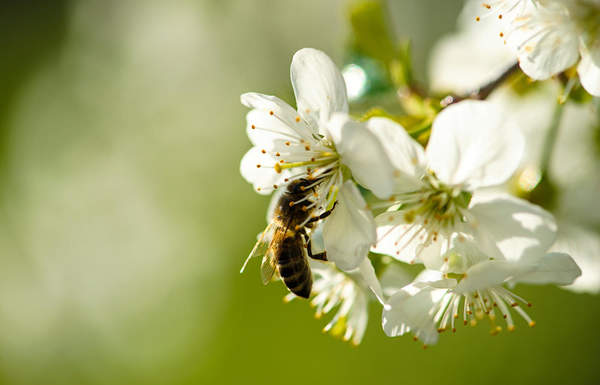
(403, 211, 415, 223)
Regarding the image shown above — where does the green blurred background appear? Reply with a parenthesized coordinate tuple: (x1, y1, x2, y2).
(0, 1, 598, 384)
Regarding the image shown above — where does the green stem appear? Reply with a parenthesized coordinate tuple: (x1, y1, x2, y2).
(539, 102, 564, 176)
(408, 116, 433, 139)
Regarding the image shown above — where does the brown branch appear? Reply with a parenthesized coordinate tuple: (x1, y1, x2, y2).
(440, 62, 520, 107)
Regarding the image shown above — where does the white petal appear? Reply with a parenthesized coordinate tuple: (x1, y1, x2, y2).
(552, 224, 600, 294)
(428, 3, 517, 94)
(307, 224, 326, 256)
(373, 211, 445, 265)
(240, 147, 289, 195)
(241, 92, 300, 127)
(413, 269, 445, 284)
(426, 100, 524, 189)
(322, 181, 376, 271)
(517, 37, 579, 80)
(346, 258, 386, 306)
(364, 117, 426, 192)
(578, 47, 600, 97)
(454, 260, 518, 293)
(327, 113, 395, 198)
(469, 193, 557, 263)
(382, 286, 440, 345)
(440, 234, 490, 274)
(512, 252, 581, 286)
(509, 5, 579, 79)
(290, 48, 348, 129)
(245, 109, 314, 149)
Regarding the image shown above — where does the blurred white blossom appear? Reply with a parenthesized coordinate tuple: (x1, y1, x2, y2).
(507, 0, 600, 95)
(429, 0, 517, 94)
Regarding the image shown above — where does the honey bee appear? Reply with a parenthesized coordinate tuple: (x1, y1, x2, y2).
(241, 176, 337, 298)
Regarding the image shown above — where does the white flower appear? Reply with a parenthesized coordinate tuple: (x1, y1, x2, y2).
(371, 101, 557, 273)
(508, 0, 600, 96)
(382, 238, 581, 346)
(429, 0, 517, 94)
(240, 48, 396, 270)
(474, 0, 536, 21)
(285, 258, 385, 345)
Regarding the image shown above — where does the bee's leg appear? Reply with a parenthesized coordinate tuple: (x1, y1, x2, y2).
(307, 247, 327, 261)
(305, 201, 338, 226)
(299, 229, 327, 261)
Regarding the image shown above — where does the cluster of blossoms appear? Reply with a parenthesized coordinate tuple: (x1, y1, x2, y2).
(476, 0, 600, 96)
(239, 47, 584, 346)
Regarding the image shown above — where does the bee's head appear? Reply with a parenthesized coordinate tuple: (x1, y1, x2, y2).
(289, 179, 312, 194)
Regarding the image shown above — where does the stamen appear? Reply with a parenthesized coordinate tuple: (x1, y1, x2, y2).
(290, 194, 312, 207)
(274, 156, 339, 172)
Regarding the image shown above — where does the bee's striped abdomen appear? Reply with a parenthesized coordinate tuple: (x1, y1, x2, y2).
(277, 233, 312, 298)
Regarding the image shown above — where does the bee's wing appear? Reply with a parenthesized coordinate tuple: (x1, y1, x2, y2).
(260, 248, 278, 285)
(240, 223, 274, 274)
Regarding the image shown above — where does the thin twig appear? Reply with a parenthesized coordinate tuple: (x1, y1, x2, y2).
(440, 62, 520, 107)
(539, 102, 564, 176)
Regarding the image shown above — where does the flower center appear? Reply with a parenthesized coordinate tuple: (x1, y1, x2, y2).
(395, 176, 472, 230)
(273, 150, 339, 174)
(433, 286, 535, 335)
(376, 176, 475, 264)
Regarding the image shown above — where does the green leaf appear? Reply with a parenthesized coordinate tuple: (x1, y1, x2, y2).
(347, 0, 413, 89)
(348, 0, 396, 64)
